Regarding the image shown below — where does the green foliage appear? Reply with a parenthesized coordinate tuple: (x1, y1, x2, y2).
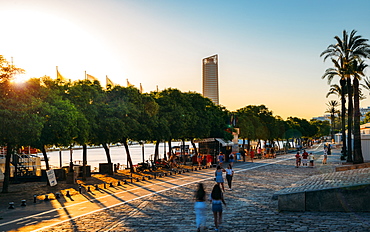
(310, 119, 330, 137)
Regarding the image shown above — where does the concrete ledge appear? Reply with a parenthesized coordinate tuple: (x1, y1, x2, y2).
(278, 192, 305, 211)
(336, 162, 370, 172)
(278, 184, 370, 212)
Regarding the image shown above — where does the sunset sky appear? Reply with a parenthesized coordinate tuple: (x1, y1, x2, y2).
(2, 0, 370, 119)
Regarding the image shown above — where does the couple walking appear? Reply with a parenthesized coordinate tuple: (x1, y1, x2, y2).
(194, 183, 226, 232)
(215, 164, 234, 191)
(194, 164, 234, 231)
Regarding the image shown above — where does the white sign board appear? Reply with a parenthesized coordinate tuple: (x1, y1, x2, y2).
(46, 169, 57, 187)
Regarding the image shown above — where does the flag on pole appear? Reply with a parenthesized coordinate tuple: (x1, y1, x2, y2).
(86, 74, 98, 82)
(106, 75, 115, 88)
(139, 83, 143, 93)
(56, 66, 66, 81)
(127, 79, 134, 87)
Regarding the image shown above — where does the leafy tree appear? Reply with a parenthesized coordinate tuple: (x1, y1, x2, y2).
(0, 81, 44, 192)
(24, 78, 83, 170)
(64, 80, 102, 177)
(0, 56, 24, 82)
(310, 119, 330, 138)
(362, 111, 370, 124)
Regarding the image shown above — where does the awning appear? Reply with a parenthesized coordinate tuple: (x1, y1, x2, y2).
(194, 138, 233, 147)
(215, 138, 233, 147)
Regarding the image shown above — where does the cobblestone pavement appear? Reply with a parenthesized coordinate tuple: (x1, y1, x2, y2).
(38, 147, 370, 232)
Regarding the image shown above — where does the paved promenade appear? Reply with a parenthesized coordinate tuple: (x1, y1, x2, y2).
(3, 144, 370, 232)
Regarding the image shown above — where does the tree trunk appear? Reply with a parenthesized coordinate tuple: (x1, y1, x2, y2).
(353, 78, 364, 164)
(41, 145, 50, 170)
(122, 139, 134, 173)
(2, 144, 12, 193)
(340, 78, 347, 158)
(82, 144, 87, 181)
(102, 143, 113, 175)
(347, 78, 353, 162)
(154, 141, 160, 162)
(167, 139, 172, 160)
(191, 138, 198, 156)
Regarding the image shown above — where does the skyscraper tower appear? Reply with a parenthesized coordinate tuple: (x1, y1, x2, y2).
(202, 54, 219, 105)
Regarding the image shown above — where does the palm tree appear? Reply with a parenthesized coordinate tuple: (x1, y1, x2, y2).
(352, 60, 368, 163)
(321, 30, 370, 163)
(325, 100, 340, 140)
(321, 59, 347, 158)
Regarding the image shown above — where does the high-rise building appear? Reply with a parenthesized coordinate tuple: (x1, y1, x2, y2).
(202, 54, 219, 105)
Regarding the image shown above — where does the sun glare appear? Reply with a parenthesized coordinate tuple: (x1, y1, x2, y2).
(1, 8, 122, 85)
(11, 74, 30, 84)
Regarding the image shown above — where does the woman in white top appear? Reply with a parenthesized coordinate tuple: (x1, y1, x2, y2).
(225, 164, 234, 190)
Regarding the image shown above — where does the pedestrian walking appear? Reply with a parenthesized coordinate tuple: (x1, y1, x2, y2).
(194, 183, 207, 232)
(225, 164, 234, 191)
(218, 152, 224, 167)
(206, 154, 213, 168)
(209, 184, 226, 231)
(215, 165, 225, 192)
(228, 152, 234, 167)
(301, 150, 308, 166)
(323, 149, 328, 164)
(295, 151, 301, 168)
(197, 154, 203, 167)
(309, 152, 315, 167)
(250, 149, 255, 162)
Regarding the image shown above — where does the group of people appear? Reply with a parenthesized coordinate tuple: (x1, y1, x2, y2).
(197, 153, 214, 167)
(194, 153, 235, 231)
(295, 150, 315, 167)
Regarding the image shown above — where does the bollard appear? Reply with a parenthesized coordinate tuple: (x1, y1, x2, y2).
(136, 177, 140, 182)
(8, 202, 15, 209)
(21, 200, 26, 207)
(66, 190, 71, 198)
(55, 192, 61, 199)
(33, 195, 37, 203)
(87, 186, 91, 192)
(183, 170, 186, 173)
(110, 182, 114, 187)
(79, 185, 82, 194)
(117, 181, 121, 186)
(142, 177, 145, 181)
(169, 172, 172, 175)
(44, 194, 49, 201)
(95, 184, 99, 190)
(130, 178, 133, 183)
(104, 183, 107, 189)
